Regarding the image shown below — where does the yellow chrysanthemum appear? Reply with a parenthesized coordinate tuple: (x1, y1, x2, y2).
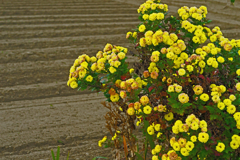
(200, 93, 209, 102)
(216, 142, 225, 153)
(165, 112, 174, 121)
(178, 68, 186, 76)
(143, 105, 152, 114)
(198, 132, 209, 143)
(139, 24, 146, 32)
(230, 140, 239, 149)
(191, 135, 197, 142)
(147, 126, 155, 135)
(85, 75, 93, 82)
(110, 94, 120, 102)
(178, 93, 189, 104)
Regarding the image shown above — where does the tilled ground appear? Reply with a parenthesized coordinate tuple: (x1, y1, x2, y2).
(0, 0, 240, 159)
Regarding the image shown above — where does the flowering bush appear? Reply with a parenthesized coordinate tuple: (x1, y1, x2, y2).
(67, 0, 240, 159)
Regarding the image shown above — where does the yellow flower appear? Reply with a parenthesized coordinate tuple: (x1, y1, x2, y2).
(162, 154, 168, 160)
(236, 83, 240, 91)
(227, 105, 236, 114)
(147, 126, 155, 135)
(149, 13, 157, 21)
(117, 52, 125, 60)
(98, 140, 103, 147)
(191, 121, 199, 130)
(140, 38, 146, 47)
(139, 24, 146, 32)
(142, 14, 149, 20)
(166, 51, 174, 59)
(192, 36, 200, 43)
(228, 57, 233, 61)
(113, 61, 121, 68)
(155, 145, 162, 153)
(198, 60, 206, 68)
(152, 155, 158, 160)
(140, 95, 149, 105)
(127, 107, 135, 116)
(129, 68, 134, 74)
(230, 140, 239, 149)
(233, 112, 240, 121)
(178, 93, 189, 104)
(175, 85, 182, 93)
(110, 94, 120, 102)
(198, 132, 209, 143)
(212, 95, 220, 103)
(180, 52, 188, 60)
(154, 124, 161, 131)
(217, 56, 225, 63)
(178, 68, 186, 76)
(212, 61, 218, 68)
(180, 148, 189, 156)
(191, 135, 197, 142)
(216, 142, 225, 152)
(86, 75, 93, 82)
(200, 120, 207, 128)
(193, 85, 203, 95)
(223, 99, 232, 106)
(236, 69, 240, 76)
(207, 58, 213, 65)
(173, 142, 180, 151)
(132, 32, 137, 38)
(157, 132, 162, 138)
(186, 141, 194, 151)
(200, 93, 209, 102)
(157, 12, 164, 20)
(168, 85, 175, 92)
(126, 32, 132, 39)
(186, 65, 193, 72)
(143, 105, 152, 114)
(217, 102, 225, 110)
(165, 112, 174, 121)
(70, 81, 78, 89)
(109, 66, 117, 73)
(172, 125, 179, 134)
(210, 35, 217, 42)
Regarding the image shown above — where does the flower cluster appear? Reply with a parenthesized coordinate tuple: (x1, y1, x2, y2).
(68, 0, 240, 159)
(178, 6, 207, 21)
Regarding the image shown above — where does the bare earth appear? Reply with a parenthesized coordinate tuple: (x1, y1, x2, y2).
(0, 0, 240, 159)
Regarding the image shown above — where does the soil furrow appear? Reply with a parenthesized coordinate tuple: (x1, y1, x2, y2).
(0, 34, 127, 50)
(0, 17, 138, 25)
(0, 13, 138, 20)
(0, 26, 135, 39)
(0, 8, 137, 16)
(1, 4, 132, 10)
(0, 21, 139, 31)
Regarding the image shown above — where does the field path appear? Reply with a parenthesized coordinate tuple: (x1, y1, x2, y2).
(0, 0, 240, 159)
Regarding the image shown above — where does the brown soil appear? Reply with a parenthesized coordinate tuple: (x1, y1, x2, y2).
(0, 0, 240, 159)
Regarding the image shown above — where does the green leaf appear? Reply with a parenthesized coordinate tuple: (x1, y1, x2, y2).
(135, 152, 144, 160)
(210, 114, 218, 120)
(51, 149, 56, 160)
(67, 151, 70, 160)
(56, 146, 60, 160)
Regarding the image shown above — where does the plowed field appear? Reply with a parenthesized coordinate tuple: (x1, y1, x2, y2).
(1, 0, 240, 159)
